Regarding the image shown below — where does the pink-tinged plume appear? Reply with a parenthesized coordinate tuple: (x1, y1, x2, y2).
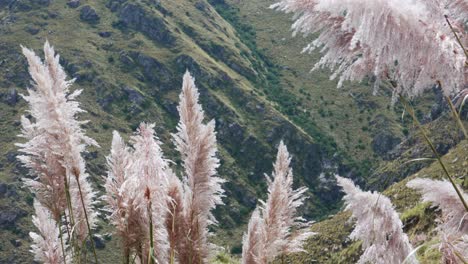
(242, 141, 313, 264)
(173, 71, 225, 263)
(407, 178, 468, 262)
(102, 131, 144, 260)
(165, 169, 185, 263)
(271, 0, 466, 98)
(30, 200, 70, 264)
(17, 41, 98, 242)
(407, 178, 468, 234)
(241, 208, 265, 264)
(128, 123, 170, 263)
(336, 176, 418, 264)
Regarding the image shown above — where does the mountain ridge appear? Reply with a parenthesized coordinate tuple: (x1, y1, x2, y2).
(0, 0, 464, 263)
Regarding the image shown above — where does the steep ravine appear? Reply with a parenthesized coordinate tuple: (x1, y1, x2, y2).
(0, 0, 343, 262)
(0, 0, 463, 263)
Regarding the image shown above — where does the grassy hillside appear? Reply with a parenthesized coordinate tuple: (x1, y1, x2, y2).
(283, 140, 467, 263)
(0, 0, 351, 262)
(209, 1, 468, 263)
(224, 0, 447, 178)
(0, 0, 465, 263)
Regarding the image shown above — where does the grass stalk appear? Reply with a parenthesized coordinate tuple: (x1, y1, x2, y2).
(436, 81, 468, 139)
(399, 94, 468, 212)
(148, 208, 154, 264)
(444, 15, 468, 60)
(145, 187, 154, 264)
(437, 81, 468, 187)
(444, 95, 468, 138)
(442, 16, 468, 187)
(124, 247, 130, 264)
(58, 219, 67, 264)
(75, 177, 99, 263)
(170, 206, 176, 264)
(63, 175, 81, 263)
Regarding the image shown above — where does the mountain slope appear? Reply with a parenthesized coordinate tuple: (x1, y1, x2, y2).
(222, 0, 448, 179)
(283, 140, 467, 263)
(0, 0, 464, 263)
(0, 0, 344, 261)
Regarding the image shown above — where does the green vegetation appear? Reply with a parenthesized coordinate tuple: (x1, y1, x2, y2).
(0, 0, 466, 263)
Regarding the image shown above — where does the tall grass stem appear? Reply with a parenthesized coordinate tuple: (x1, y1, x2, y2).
(399, 95, 468, 212)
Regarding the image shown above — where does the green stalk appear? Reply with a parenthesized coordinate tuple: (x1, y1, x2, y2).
(76, 178, 99, 263)
(444, 95, 467, 192)
(443, 16, 468, 187)
(438, 81, 468, 187)
(124, 248, 130, 264)
(455, 250, 468, 264)
(445, 95, 468, 138)
(63, 175, 81, 263)
(149, 220, 154, 264)
(444, 15, 468, 60)
(145, 187, 154, 264)
(170, 206, 176, 264)
(399, 95, 468, 212)
(58, 219, 67, 264)
(436, 81, 468, 140)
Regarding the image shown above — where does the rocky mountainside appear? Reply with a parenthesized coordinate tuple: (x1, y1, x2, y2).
(0, 0, 464, 263)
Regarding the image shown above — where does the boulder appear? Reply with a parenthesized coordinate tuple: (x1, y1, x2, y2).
(98, 31, 112, 38)
(6, 151, 17, 163)
(195, 1, 206, 11)
(122, 86, 144, 105)
(80, 5, 100, 24)
(3, 88, 18, 105)
(371, 131, 401, 158)
(67, 0, 80, 8)
(92, 235, 105, 249)
(0, 207, 27, 229)
(24, 25, 40, 35)
(116, 3, 175, 46)
(0, 183, 7, 198)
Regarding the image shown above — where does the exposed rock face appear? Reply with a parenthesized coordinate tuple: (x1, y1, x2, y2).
(0, 206, 27, 229)
(119, 51, 174, 90)
(122, 86, 145, 115)
(110, 2, 175, 46)
(175, 54, 202, 77)
(195, 1, 206, 11)
(368, 114, 402, 159)
(24, 25, 40, 35)
(122, 86, 144, 106)
(0, 0, 49, 11)
(98, 31, 112, 38)
(67, 0, 80, 8)
(0, 183, 7, 198)
(2, 88, 18, 105)
(31, 0, 50, 6)
(80, 5, 100, 24)
(372, 132, 401, 158)
(92, 236, 106, 249)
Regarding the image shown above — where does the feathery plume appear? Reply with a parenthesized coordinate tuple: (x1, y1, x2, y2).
(259, 141, 312, 262)
(439, 233, 468, 264)
(407, 178, 468, 262)
(165, 170, 185, 263)
(336, 176, 418, 264)
(173, 71, 225, 263)
(271, 0, 466, 97)
(241, 208, 264, 264)
(30, 199, 69, 264)
(17, 41, 98, 243)
(102, 131, 144, 260)
(242, 141, 313, 264)
(407, 178, 468, 234)
(128, 123, 170, 263)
